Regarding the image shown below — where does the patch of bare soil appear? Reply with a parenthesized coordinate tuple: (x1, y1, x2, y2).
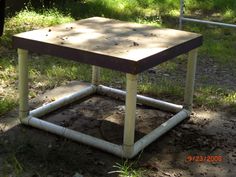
(0, 86, 235, 177)
(1, 52, 236, 177)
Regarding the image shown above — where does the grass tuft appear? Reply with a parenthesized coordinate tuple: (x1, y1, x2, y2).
(109, 160, 143, 177)
(2, 154, 24, 176)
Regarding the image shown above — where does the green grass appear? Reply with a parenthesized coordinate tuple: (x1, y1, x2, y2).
(195, 86, 236, 109)
(186, 0, 236, 14)
(181, 24, 236, 65)
(138, 79, 184, 101)
(109, 160, 144, 177)
(2, 154, 24, 177)
(0, 1, 236, 117)
(0, 9, 74, 47)
(0, 9, 75, 115)
(0, 55, 18, 116)
(64, 0, 153, 18)
(27, 56, 127, 97)
(0, 98, 17, 116)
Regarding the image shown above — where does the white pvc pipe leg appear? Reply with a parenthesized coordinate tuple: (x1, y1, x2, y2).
(133, 109, 190, 157)
(123, 74, 138, 157)
(22, 116, 123, 157)
(184, 49, 198, 112)
(92, 65, 100, 85)
(30, 85, 96, 118)
(18, 48, 29, 122)
(96, 85, 183, 113)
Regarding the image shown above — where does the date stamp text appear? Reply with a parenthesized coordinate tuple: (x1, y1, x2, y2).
(186, 155, 223, 163)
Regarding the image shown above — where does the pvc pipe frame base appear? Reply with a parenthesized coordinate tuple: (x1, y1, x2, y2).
(19, 48, 197, 159)
(21, 84, 190, 159)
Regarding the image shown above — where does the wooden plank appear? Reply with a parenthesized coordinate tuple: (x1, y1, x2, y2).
(13, 17, 202, 74)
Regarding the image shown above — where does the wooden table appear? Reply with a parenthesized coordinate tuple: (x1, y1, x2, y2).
(13, 17, 202, 158)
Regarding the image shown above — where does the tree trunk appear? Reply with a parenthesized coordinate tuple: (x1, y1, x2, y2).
(0, 0, 5, 36)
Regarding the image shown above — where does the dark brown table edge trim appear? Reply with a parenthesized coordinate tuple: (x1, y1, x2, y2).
(13, 35, 202, 74)
(137, 35, 203, 73)
(12, 36, 139, 74)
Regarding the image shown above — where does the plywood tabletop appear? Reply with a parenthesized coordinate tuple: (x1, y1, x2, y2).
(13, 17, 202, 74)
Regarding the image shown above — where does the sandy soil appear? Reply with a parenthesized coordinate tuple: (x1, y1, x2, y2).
(0, 80, 235, 177)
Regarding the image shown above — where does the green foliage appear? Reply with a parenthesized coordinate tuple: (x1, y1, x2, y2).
(28, 56, 88, 91)
(158, 0, 236, 12)
(61, 0, 150, 21)
(138, 79, 183, 101)
(156, 0, 179, 13)
(0, 0, 236, 117)
(0, 9, 74, 116)
(0, 98, 17, 116)
(0, 57, 18, 116)
(205, 0, 236, 11)
(2, 154, 24, 176)
(0, 8, 73, 47)
(109, 160, 143, 177)
(194, 86, 236, 109)
(182, 24, 236, 65)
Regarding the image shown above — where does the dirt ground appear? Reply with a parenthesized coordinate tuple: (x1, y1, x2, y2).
(1, 52, 236, 177)
(0, 78, 236, 177)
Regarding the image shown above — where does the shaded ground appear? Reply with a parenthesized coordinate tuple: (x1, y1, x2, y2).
(0, 80, 235, 177)
(146, 55, 236, 91)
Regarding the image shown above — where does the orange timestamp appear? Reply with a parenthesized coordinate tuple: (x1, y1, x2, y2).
(186, 155, 223, 163)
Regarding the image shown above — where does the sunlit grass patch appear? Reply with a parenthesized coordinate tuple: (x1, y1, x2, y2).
(1, 9, 74, 47)
(0, 98, 17, 116)
(8, 9, 73, 27)
(223, 92, 236, 103)
(195, 86, 236, 109)
(201, 26, 236, 65)
(0, 8, 75, 115)
(223, 9, 235, 19)
(62, 0, 164, 26)
(138, 79, 184, 101)
(26, 56, 89, 97)
(182, 24, 236, 65)
(27, 56, 126, 98)
(100, 69, 125, 88)
(64, 0, 141, 20)
(0, 59, 17, 83)
(109, 160, 144, 177)
(0, 57, 18, 116)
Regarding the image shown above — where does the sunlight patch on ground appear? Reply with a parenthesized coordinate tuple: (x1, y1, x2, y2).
(194, 110, 220, 121)
(0, 117, 20, 133)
